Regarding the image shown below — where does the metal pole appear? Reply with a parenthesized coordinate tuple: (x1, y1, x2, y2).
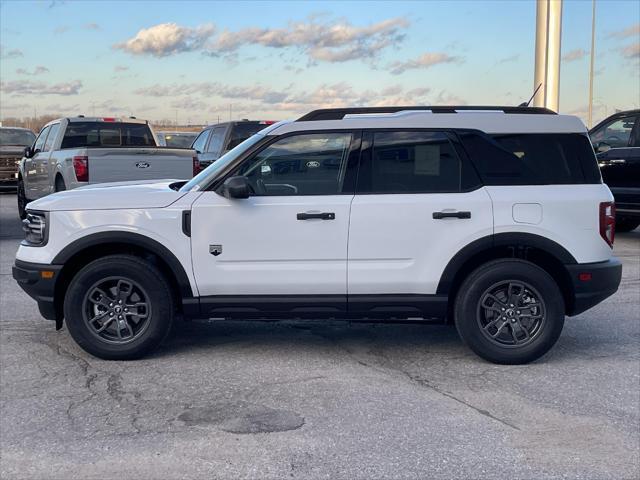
(534, 0, 563, 111)
(588, 0, 596, 127)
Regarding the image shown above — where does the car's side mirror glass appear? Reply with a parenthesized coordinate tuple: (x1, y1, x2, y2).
(221, 175, 251, 199)
(597, 143, 611, 153)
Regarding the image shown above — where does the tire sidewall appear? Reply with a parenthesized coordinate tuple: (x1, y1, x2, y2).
(455, 260, 565, 364)
(64, 256, 173, 360)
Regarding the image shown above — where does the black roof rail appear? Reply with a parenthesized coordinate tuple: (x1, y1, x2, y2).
(296, 106, 557, 121)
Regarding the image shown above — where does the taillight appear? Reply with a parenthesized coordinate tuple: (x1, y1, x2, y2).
(599, 202, 615, 247)
(73, 155, 89, 182)
(192, 156, 200, 176)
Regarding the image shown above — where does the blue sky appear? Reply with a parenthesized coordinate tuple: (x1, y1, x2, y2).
(1, 0, 638, 126)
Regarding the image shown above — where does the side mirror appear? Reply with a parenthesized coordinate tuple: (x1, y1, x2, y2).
(24, 146, 33, 158)
(596, 143, 611, 153)
(221, 175, 251, 199)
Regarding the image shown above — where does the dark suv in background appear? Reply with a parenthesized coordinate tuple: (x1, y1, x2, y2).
(0, 127, 36, 191)
(590, 109, 640, 232)
(191, 120, 275, 169)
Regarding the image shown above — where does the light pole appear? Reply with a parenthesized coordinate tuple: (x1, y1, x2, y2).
(534, 0, 563, 111)
(588, 0, 596, 128)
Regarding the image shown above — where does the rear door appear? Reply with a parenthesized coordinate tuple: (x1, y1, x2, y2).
(26, 125, 50, 199)
(347, 130, 493, 315)
(190, 130, 359, 317)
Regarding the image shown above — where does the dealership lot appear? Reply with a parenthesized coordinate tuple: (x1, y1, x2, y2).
(0, 192, 638, 479)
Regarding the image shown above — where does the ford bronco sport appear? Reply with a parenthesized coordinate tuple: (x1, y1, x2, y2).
(13, 106, 622, 364)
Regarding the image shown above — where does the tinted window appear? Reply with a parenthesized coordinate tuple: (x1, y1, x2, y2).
(228, 123, 268, 150)
(590, 116, 636, 149)
(33, 126, 50, 153)
(60, 122, 154, 149)
(360, 131, 463, 193)
(192, 130, 210, 153)
(233, 132, 353, 196)
(460, 132, 600, 185)
(0, 129, 35, 146)
(206, 127, 226, 155)
(43, 123, 60, 152)
(163, 133, 197, 148)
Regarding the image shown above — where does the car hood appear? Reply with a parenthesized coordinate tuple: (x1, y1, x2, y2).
(0, 145, 27, 156)
(27, 179, 189, 212)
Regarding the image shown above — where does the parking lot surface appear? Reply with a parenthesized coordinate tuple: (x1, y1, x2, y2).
(0, 192, 638, 480)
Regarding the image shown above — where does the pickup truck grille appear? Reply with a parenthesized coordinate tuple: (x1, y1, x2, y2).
(0, 156, 21, 182)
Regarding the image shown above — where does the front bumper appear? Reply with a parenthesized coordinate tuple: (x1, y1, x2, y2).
(566, 258, 622, 316)
(12, 260, 63, 322)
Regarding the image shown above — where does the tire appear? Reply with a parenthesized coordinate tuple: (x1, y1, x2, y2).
(454, 259, 565, 365)
(17, 177, 28, 220)
(616, 217, 640, 233)
(54, 176, 66, 192)
(64, 255, 174, 360)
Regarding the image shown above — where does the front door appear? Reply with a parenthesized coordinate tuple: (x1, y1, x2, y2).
(190, 130, 360, 318)
(25, 125, 50, 199)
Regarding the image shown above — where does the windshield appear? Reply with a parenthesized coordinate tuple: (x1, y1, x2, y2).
(180, 133, 266, 192)
(0, 129, 36, 146)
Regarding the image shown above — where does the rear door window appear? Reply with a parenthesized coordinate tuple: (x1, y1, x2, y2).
(61, 122, 155, 149)
(43, 123, 60, 152)
(33, 126, 50, 153)
(459, 132, 600, 185)
(191, 130, 211, 153)
(357, 131, 477, 193)
(206, 127, 227, 156)
(590, 116, 637, 149)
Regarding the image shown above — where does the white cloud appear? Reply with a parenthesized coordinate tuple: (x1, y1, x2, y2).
(389, 52, 463, 75)
(16, 66, 50, 75)
(1, 80, 82, 96)
(0, 46, 23, 59)
(562, 49, 588, 63)
(607, 23, 640, 40)
(621, 42, 640, 59)
(115, 17, 408, 64)
(113, 23, 215, 57)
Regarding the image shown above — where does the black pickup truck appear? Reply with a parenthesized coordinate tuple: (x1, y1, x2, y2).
(590, 109, 640, 232)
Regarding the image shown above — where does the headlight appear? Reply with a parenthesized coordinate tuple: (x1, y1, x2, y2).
(21, 211, 48, 246)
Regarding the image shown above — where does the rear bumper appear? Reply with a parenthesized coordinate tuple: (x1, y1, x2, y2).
(566, 258, 622, 316)
(12, 260, 63, 321)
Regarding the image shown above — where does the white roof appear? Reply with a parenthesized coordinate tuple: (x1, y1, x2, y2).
(271, 111, 587, 135)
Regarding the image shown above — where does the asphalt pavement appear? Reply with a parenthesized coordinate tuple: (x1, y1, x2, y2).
(0, 192, 638, 480)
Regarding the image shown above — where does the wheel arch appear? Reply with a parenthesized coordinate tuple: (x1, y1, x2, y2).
(52, 232, 196, 321)
(437, 233, 577, 317)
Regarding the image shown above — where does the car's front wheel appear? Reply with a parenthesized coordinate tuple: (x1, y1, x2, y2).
(455, 259, 565, 364)
(64, 255, 174, 360)
(17, 177, 28, 219)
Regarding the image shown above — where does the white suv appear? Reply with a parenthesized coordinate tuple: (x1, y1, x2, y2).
(13, 106, 622, 364)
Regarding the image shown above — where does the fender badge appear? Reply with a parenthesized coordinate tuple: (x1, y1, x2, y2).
(209, 245, 222, 256)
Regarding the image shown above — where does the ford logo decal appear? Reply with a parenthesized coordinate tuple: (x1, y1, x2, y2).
(136, 161, 150, 169)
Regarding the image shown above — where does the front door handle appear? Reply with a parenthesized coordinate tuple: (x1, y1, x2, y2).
(432, 211, 471, 219)
(297, 212, 335, 220)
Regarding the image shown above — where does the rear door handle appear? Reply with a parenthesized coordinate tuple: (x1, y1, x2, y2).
(432, 211, 471, 219)
(297, 212, 335, 220)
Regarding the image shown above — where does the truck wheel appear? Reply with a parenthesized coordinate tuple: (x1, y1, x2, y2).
(55, 176, 66, 192)
(64, 255, 174, 360)
(454, 259, 565, 365)
(17, 178, 28, 219)
(616, 217, 639, 233)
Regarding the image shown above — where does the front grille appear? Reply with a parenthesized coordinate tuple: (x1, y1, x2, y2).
(0, 156, 21, 181)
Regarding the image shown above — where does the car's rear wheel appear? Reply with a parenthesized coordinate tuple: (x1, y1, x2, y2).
(616, 217, 639, 233)
(455, 259, 565, 364)
(54, 176, 66, 192)
(64, 255, 174, 360)
(17, 177, 28, 219)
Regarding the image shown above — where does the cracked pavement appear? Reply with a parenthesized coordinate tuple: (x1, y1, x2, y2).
(1, 193, 639, 479)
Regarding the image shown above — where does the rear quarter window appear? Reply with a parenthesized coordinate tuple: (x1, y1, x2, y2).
(459, 132, 601, 185)
(61, 122, 155, 149)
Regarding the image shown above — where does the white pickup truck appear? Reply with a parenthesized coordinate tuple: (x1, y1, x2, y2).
(17, 117, 198, 218)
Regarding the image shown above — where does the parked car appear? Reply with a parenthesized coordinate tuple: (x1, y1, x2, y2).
(156, 131, 198, 148)
(192, 120, 275, 169)
(589, 109, 640, 232)
(17, 117, 198, 218)
(13, 106, 621, 364)
(0, 127, 36, 191)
